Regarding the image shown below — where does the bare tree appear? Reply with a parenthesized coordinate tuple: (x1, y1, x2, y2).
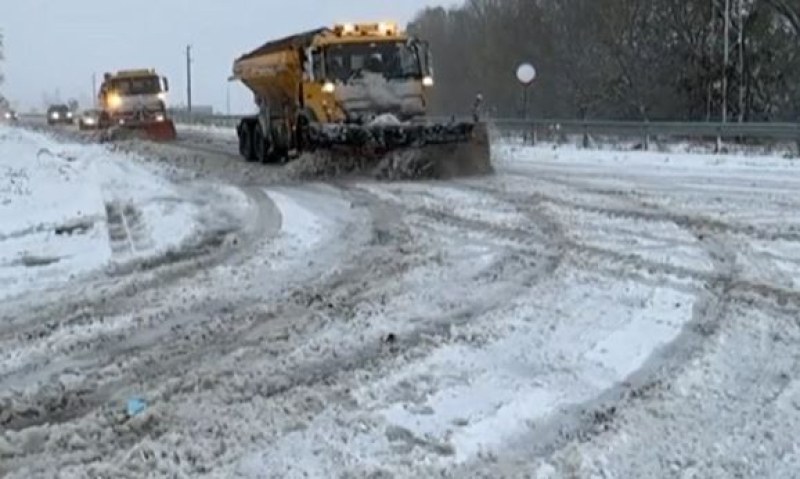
(408, 0, 800, 121)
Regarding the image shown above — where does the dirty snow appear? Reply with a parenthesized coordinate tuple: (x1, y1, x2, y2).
(175, 123, 238, 141)
(3, 132, 800, 479)
(0, 125, 217, 303)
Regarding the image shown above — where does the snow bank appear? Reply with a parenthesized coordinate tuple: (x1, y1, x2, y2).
(494, 132, 798, 158)
(0, 126, 203, 302)
(175, 123, 238, 141)
(495, 141, 800, 171)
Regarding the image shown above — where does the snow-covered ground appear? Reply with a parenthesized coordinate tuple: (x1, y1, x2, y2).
(2, 131, 800, 478)
(496, 133, 798, 158)
(0, 125, 249, 304)
(176, 123, 238, 142)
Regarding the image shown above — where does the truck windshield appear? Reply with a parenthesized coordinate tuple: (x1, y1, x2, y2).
(110, 77, 161, 95)
(325, 41, 422, 82)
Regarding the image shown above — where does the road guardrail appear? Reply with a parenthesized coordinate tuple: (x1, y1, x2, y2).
(22, 111, 800, 151)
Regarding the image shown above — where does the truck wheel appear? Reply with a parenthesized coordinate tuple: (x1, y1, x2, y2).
(269, 122, 290, 163)
(254, 124, 273, 164)
(295, 112, 314, 153)
(239, 124, 257, 162)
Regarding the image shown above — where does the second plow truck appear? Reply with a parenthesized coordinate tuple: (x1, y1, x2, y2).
(97, 69, 177, 141)
(231, 22, 491, 179)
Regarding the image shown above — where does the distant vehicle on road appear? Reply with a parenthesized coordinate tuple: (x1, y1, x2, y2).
(47, 104, 74, 125)
(97, 69, 176, 141)
(2, 110, 18, 122)
(78, 109, 102, 130)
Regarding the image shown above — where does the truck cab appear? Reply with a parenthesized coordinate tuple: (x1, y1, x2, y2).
(305, 22, 435, 123)
(99, 69, 170, 126)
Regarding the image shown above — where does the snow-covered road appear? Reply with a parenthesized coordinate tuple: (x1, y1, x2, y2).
(2, 124, 799, 478)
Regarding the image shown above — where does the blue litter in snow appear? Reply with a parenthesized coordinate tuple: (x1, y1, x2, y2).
(127, 397, 148, 417)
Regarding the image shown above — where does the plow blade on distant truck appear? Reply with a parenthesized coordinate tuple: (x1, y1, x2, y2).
(231, 22, 492, 179)
(142, 120, 177, 142)
(105, 118, 177, 142)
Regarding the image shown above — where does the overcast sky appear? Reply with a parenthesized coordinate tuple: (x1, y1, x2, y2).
(2, 0, 455, 113)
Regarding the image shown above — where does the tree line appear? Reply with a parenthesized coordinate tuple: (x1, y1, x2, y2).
(408, 0, 800, 121)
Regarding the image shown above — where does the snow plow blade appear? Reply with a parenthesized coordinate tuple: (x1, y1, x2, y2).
(304, 121, 492, 180)
(137, 120, 177, 142)
(101, 120, 177, 143)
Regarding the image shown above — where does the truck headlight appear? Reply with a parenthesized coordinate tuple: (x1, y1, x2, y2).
(379, 22, 395, 35)
(108, 93, 123, 109)
(158, 92, 167, 102)
(322, 81, 336, 94)
(155, 113, 165, 122)
(3, 112, 10, 119)
(51, 112, 60, 119)
(422, 76, 434, 87)
(66, 111, 73, 118)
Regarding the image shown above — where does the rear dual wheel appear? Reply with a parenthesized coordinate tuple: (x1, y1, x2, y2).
(271, 122, 290, 163)
(239, 124, 257, 162)
(238, 120, 291, 164)
(254, 124, 271, 164)
(255, 123, 288, 164)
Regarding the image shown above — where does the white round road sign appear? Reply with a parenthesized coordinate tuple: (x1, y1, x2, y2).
(516, 63, 537, 85)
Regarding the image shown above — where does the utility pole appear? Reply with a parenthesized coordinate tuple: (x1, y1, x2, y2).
(186, 45, 193, 114)
(92, 73, 97, 108)
(226, 82, 231, 116)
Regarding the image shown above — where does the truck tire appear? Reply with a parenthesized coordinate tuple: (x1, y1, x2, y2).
(270, 123, 290, 164)
(254, 123, 273, 164)
(295, 111, 315, 153)
(239, 123, 257, 162)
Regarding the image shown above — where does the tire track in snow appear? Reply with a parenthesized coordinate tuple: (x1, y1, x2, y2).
(438, 163, 794, 476)
(0, 187, 414, 474)
(455, 178, 800, 307)
(1, 182, 273, 318)
(0, 187, 279, 430)
(7, 125, 800, 476)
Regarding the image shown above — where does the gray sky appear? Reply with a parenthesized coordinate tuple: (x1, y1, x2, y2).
(2, 0, 454, 113)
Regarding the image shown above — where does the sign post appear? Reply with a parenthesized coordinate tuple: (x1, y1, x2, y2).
(516, 63, 537, 143)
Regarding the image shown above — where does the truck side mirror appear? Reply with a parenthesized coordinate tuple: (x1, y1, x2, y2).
(163, 77, 170, 92)
(304, 48, 316, 81)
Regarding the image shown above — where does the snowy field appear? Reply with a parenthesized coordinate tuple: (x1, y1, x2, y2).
(0, 126, 191, 302)
(2, 127, 800, 478)
(0, 125, 252, 304)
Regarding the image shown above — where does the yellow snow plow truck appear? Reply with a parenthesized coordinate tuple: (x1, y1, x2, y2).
(231, 22, 491, 179)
